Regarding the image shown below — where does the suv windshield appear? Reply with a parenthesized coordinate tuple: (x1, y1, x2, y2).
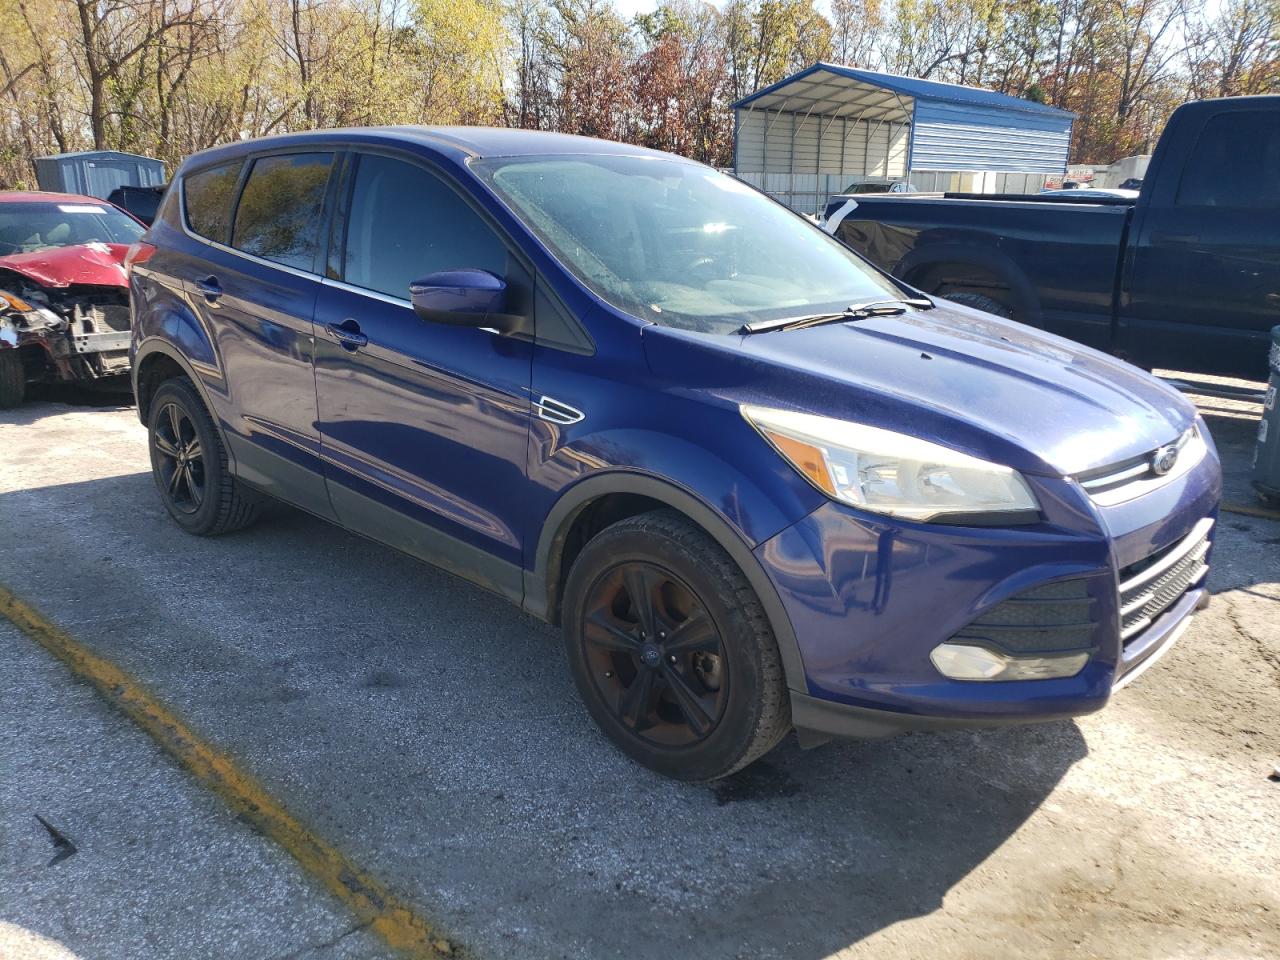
(0, 201, 145, 255)
(473, 155, 902, 334)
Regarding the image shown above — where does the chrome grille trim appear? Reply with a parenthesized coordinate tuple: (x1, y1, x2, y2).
(1118, 518, 1214, 641)
(1078, 427, 1206, 506)
(1079, 460, 1150, 492)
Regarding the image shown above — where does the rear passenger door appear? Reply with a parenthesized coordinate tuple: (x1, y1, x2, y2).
(1122, 108, 1280, 379)
(183, 151, 337, 518)
(313, 151, 534, 602)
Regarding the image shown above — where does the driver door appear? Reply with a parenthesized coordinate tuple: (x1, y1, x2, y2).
(313, 151, 534, 601)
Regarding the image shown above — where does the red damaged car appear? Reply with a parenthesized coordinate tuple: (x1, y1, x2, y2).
(0, 191, 146, 407)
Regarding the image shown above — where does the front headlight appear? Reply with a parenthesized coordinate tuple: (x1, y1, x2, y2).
(742, 405, 1040, 523)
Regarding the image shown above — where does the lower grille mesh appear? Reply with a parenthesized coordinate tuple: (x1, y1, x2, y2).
(952, 579, 1095, 653)
(1119, 522, 1212, 643)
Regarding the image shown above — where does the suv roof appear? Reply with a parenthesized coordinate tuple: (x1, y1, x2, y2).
(178, 126, 683, 173)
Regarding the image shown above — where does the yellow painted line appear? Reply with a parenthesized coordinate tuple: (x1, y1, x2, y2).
(1222, 501, 1280, 522)
(0, 583, 463, 959)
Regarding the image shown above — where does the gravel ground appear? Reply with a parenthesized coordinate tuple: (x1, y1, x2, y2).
(0, 384, 1276, 960)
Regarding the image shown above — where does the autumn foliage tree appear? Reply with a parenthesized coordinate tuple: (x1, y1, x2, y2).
(0, 0, 1276, 186)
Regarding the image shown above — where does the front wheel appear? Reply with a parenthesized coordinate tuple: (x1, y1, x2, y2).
(562, 510, 790, 781)
(0, 350, 25, 408)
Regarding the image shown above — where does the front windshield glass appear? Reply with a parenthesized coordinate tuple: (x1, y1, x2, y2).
(0, 201, 145, 255)
(473, 155, 902, 334)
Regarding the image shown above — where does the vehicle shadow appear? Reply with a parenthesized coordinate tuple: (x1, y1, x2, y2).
(22, 379, 134, 410)
(1, 471, 1086, 960)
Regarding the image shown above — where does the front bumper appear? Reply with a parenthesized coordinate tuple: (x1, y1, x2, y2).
(756, 437, 1222, 741)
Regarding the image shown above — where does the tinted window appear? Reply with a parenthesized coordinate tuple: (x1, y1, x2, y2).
(232, 153, 333, 270)
(0, 201, 144, 254)
(1177, 111, 1280, 208)
(343, 154, 506, 299)
(183, 160, 243, 242)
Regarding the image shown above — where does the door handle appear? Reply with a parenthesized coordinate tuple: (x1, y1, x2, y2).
(1150, 233, 1200, 245)
(194, 276, 222, 301)
(326, 318, 368, 350)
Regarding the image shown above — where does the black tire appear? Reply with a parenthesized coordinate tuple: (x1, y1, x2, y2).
(147, 377, 260, 535)
(0, 350, 24, 408)
(562, 509, 790, 781)
(941, 290, 1014, 319)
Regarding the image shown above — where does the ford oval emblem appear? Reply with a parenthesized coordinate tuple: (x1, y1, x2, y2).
(1152, 444, 1179, 476)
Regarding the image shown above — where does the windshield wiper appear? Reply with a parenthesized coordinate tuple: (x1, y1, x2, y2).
(739, 298, 934, 335)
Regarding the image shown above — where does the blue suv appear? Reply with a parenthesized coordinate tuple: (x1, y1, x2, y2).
(129, 128, 1221, 780)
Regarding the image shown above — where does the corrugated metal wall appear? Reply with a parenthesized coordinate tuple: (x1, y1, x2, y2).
(34, 151, 168, 198)
(734, 109, 909, 212)
(909, 101, 1072, 173)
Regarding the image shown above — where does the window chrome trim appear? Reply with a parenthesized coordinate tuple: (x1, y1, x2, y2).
(319, 276, 411, 308)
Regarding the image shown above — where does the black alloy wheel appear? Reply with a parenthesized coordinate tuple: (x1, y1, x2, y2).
(152, 400, 205, 514)
(563, 509, 790, 781)
(146, 377, 260, 535)
(580, 561, 729, 748)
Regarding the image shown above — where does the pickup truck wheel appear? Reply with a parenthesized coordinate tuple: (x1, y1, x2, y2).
(0, 350, 25, 408)
(562, 510, 790, 781)
(147, 378, 260, 536)
(941, 291, 1013, 319)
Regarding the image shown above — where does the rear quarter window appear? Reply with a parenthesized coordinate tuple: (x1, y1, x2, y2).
(232, 153, 333, 272)
(183, 160, 244, 243)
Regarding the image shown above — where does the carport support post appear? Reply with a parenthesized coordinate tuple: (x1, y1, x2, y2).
(840, 116, 848, 184)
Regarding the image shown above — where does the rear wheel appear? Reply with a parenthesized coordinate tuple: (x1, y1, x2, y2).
(0, 350, 24, 408)
(147, 378, 260, 535)
(562, 510, 790, 781)
(940, 290, 1014, 319)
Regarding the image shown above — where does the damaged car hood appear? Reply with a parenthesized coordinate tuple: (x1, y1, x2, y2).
(0, 242, 130, 289)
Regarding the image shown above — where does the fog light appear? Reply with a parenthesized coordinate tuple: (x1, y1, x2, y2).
(930, 643, 1090, 681)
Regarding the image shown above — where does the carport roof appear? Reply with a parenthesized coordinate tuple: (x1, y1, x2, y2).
(731, 63, 1076, 122)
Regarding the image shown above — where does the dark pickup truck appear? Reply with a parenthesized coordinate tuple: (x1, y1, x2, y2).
(825, 96, 1280, 380)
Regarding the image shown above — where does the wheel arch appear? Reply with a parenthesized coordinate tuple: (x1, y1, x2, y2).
(529, 472, 808, 695)
(133, 342, 235, 470)
(897, 245, 1042, 325)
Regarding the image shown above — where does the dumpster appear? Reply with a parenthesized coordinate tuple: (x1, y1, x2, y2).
(1253, 326, 1280, 505)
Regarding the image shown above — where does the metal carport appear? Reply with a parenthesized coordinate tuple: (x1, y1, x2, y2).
(731, 63, 1075, 214)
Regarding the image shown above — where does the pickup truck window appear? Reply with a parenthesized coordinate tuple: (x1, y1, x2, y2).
(474, 154, 901, 335)
(1177, 111, 1280, 208)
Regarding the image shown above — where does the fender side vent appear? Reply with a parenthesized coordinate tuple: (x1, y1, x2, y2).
(535, 396, 584, 426)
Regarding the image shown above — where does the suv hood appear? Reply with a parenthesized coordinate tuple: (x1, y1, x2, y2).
(0, 242, 130, 289)
(644, 303, 1196, 477)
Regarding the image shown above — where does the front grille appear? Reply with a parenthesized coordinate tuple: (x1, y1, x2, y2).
(1118, 519, 1213, 643)
(1075, 426, 1205, 505)
(952, 578, 1096, 653)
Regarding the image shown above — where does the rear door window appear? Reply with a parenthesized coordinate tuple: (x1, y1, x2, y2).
(341, 153, 506, 299)
(232, 153, 334, 271)
(183, 160, 244, 243)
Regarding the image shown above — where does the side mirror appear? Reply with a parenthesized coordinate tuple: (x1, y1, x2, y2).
(409, 269, 526, 335)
